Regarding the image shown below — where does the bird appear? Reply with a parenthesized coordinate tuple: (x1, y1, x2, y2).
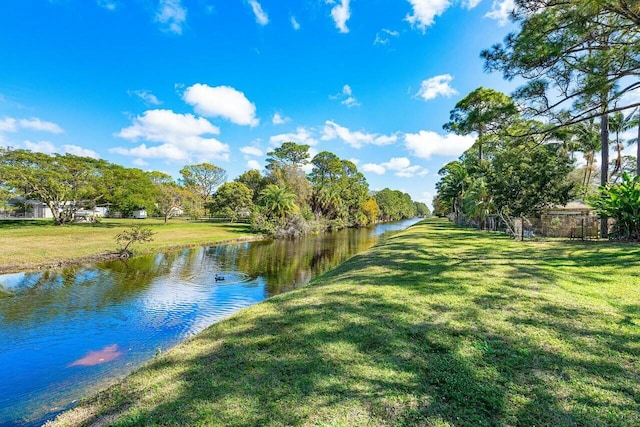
(214, 274, 225, 281)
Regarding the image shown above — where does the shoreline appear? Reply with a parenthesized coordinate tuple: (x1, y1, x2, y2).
(0, 235, 266, 275)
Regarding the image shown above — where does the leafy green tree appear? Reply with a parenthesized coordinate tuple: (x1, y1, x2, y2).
(482, 0, 640, 236)
(309, 151, 343, 185)
(486, 133, 575, 219)
(235, 169, 267, 203)
(266, 142, 310, 170)
(179, 163, 226, 218)
(259, 184, 299, 223)
(208, 182, 253, 222)
(0, 148, 109, 225)
(589, 172, 640, 240)
(443, 87, 518, 162)
(147, 172, 191, 224)
(115, 225, 155, 257)
(103, 165, 157, 217)
(179, 163, 227, 201)
(435, 160, 470, 222)
(374, 188, 417, 221)
(432, 195, 448, 217)
(461, 177, 494, 229)
(266, 142, 312, 206)
(414, 202, 430, 217)
(361, 197, 380, 225)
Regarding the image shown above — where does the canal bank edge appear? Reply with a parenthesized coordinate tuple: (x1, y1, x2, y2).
(0, 235, 266, 276)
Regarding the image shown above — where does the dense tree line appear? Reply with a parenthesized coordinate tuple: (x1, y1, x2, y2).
(0, 144, 428, 235)
(435, 1, 640, 240)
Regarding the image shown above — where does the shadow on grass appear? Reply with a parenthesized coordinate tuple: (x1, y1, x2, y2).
(55, 220, 640, 426)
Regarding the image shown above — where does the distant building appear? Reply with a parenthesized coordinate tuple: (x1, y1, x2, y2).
(132, 210, 148, 219)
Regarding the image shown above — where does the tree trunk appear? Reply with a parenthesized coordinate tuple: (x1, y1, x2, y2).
(600, 114, 609, 239)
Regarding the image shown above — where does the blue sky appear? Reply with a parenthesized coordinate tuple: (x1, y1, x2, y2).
(0, 0, 520, 207)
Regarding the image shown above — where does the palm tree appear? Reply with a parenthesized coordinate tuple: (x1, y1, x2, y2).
(609, 110, 636, 178)
(571, 120, 601, 197)
(435, 161, 470, 223)
(312, 186, 342, 219)
(462, 176, 494, 230)
(259, 184, 298, 222)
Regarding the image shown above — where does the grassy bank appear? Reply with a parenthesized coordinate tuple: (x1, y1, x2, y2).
(0, 218, 258, 273)
(49, 219, 640, 426)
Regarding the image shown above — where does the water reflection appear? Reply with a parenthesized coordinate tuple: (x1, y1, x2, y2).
(0, 218, 419, 425)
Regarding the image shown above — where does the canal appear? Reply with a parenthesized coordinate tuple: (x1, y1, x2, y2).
(0, 218, 420, 425)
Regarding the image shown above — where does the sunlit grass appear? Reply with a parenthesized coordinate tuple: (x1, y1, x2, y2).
(48, 218, 640, 426)
(0, 218, 256, 273)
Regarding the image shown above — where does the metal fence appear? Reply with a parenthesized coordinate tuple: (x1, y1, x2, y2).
(452, 213, 604, 240)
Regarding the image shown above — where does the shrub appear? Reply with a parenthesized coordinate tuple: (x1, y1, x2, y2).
(115, 225, 155, 257)
(589, 173, 640, 240)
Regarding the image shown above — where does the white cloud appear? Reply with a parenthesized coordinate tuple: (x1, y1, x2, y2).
(248, 0, 269, 25)
(485, 0, 515, 26)
(416, 74, 458, 101)
(291, 16, 300, 30)
(183, 84, 259, 127)
(270, 127, 318, 146)
(97, 0, 117, 11)
(405, 130, 475, 159)
(330, 0, 351, 33)
(331, 84, 360, 108)
(406, 0, 451, 32)
(362, 157, 427, 178)
(349, 158, 360, 165)
(240, 146, 263, 156)
(156, 0, 187, 35)
(24, 140, 56, 154)
(62, 145, 101, 159)
(362, 163, 386, 175)
(133, 158, 149, 167)
(129, 89, 162, 106)
(111, 144, 191, 161)
(322, 121, 397, 149)
(0, 118, 17, 132)
(117, 109, 219, 140)
(0, 116, 65, 142)
(113, 109, 229, 162)
(247, 159, 262, 170)
(19, 141, 100, 158)
(19, 118, 64, 134)
(462, 0, 481, 9)
(272, 113, 291, 125)
(374, 28, 400, 46)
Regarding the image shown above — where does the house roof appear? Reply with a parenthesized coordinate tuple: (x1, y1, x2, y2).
(544, 200, 593, 213)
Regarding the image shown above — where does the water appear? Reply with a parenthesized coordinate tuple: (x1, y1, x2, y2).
(0, 219, 420, 425)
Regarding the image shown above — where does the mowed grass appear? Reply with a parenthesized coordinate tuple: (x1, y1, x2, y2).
(0, 218, 256, 273)
(49, 218, 640, 426)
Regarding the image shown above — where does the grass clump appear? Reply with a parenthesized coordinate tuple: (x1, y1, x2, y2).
(49, 218, 640, 426)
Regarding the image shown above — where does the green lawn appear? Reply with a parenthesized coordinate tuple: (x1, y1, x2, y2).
(48, 218, 640, 426)
(0, 218, 257, 273)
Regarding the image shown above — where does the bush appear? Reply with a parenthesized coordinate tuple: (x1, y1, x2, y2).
(274, 215, 310, 239)
(115, 225, 155, 257)
(589, 173, 640, 240)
